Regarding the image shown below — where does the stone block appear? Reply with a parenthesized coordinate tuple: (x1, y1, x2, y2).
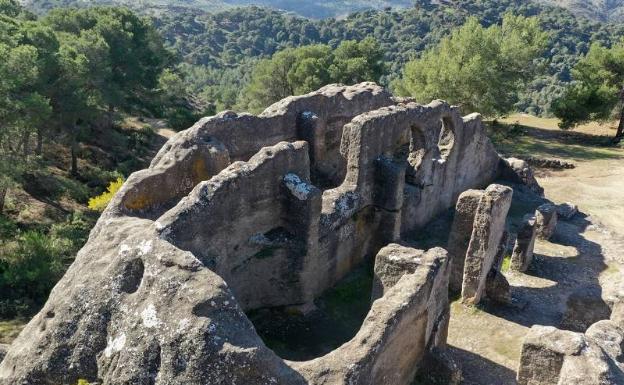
(510, 214, 538, 272)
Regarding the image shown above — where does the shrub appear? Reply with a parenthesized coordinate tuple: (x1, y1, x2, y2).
(50, 212, 95, 250)
(0, 216, 18, 239)
(0, 230, 71, 316)
(87, 177, 124, 212)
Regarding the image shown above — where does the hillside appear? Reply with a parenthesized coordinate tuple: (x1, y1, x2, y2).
(20, 0, 415, 18)
(152, 1, 624, 116)
(537, 0, 624, 23)
(16, 0, 624, 118)
(21, 0, 624, 22)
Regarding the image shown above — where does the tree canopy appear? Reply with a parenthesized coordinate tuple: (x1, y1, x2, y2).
(0, 2, 177, 177)
(238, 37, 386, 112)
(394, 14, 548, 117)
(149, 1, 624, 116)
(553, 41, 624, 141)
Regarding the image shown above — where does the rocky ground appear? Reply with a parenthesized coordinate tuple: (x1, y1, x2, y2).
(446, 115, 624, 384)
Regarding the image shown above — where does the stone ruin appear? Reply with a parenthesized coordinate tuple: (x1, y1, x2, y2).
(0, 83, 620, 384)
(518, 315, 624, 384)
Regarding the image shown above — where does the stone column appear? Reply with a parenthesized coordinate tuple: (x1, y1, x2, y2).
(461, 184, 513, 305)
(447, 189, 484, 294)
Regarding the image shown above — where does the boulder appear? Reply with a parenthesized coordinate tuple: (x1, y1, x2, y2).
(372, 243, 436, 301)
(518, 324, 624, 385)
(510, 214, 538, 272)
(535, 203, 558, 240)
(517, 325, 586, 385)
(413, 348, 462, 385)
(461, 184, 513, 305)
(500, 157, 544, 196)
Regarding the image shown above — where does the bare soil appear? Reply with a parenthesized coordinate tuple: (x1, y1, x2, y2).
(447, 115, 624, 384)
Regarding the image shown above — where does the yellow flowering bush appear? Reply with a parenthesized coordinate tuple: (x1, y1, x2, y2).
(88, 177, 124, 212)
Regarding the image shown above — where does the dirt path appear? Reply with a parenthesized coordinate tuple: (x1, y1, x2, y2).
(447, 116, 624, 384)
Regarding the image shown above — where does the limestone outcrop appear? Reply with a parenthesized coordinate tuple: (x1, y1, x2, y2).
(0, 83, 511, 385)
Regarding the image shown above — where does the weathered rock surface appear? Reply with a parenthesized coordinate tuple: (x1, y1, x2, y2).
(447, 189, 484, 294)
(414, 348, 463, 385)
(294, 245, 451, 385)
(485, 268, 512, 305)
(536, 203, 558, 240)
(611, 301, 624, 329)
(0, 345, 7, 365)
(371, 243, 438, 301)
(461, 184, 513, 305)
(517, 323, 624, 385)
(510, 214, 538, 272)
(500, 157, 544, 196)
(0, 83, 511, 384)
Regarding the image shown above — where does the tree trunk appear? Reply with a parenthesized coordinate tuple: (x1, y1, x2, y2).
(70, 127, 79, 176)
(616, 104, 624, 143)
(107, 104, 115, 129)
(36, 127, 44, 156)
(0, 187, 7, 214)
(616, 88, 624, 143)
(22, 131, 30, 158)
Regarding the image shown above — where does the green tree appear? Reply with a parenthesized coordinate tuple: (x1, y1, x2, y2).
(552, 41, 624, 141)
(52, 31, 107, 175)
(395, 14, 548, 117)
(330, 37, 386, 85)
(43, 7, 171, 126)
(0, 0, 21, 18)
(238, 39, 385, 112)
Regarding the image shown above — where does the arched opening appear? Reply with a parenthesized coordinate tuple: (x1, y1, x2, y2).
(438, 117, 455, 160)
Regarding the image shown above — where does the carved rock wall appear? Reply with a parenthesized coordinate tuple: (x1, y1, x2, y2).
(0, 83, 506, 385)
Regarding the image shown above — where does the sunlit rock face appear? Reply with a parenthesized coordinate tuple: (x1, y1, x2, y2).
(0, 83, 507, 385)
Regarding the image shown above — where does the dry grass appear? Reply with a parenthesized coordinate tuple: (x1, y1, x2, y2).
(0, 319, 26, 344)
(500, 114, 618, 136)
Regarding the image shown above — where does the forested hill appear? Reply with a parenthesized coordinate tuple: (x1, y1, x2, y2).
(538, 0, 624, 23)
(20, 0, 624, 22)
(17, 0, 624, 115)
(153, 0, 624, 116)
(20, 0, 415, 18)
